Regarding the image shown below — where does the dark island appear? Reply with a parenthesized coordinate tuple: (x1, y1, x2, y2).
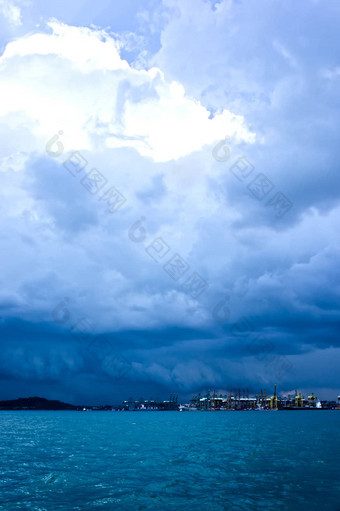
(0, 397, 77, 410)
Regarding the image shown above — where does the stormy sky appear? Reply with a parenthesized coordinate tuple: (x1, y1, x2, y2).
(0, 0, 339, 404)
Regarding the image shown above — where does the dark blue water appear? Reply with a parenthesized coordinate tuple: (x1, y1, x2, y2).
(0, 410, 339, 510)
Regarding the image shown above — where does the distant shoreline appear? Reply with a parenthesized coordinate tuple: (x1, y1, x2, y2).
(1, 396, 339, 412)
(1, 407, 339, 412)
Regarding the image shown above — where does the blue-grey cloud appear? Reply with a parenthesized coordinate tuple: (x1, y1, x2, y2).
(0, 0, 339, 403)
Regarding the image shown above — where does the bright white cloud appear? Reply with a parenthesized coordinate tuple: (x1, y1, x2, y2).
(1, 20, 128, 71)
(0, 20, 254, 163)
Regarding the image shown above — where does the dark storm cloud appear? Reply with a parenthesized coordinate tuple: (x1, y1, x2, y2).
(0, 0, 339, 402)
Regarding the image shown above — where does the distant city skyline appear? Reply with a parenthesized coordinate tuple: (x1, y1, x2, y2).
(1, 386, 339, 410)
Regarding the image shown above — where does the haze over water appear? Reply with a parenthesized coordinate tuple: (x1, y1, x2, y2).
(1, 410, 339, 510)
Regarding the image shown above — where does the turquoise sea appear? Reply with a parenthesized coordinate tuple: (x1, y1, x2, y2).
(0, 410, 339, 510)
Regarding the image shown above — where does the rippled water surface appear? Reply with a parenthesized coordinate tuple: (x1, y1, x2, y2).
(0, 410, 339, 510)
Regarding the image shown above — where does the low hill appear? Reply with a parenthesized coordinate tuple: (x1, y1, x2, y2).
(0, 397, 77, 410)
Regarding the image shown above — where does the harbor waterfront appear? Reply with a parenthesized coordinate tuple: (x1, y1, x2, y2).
(1, 409, 339, 510)
(122, 385, 340, 412)
(1, 386, 339, 412)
